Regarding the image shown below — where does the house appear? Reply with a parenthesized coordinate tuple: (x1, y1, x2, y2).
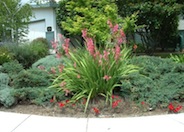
(26, 1, 60, 46)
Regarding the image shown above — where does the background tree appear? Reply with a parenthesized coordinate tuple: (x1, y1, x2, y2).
(56, 0, 121, 47)
(116, 0, 184, 52)
(0, 0, 32, 43)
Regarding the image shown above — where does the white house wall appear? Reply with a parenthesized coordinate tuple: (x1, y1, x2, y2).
(26, 7, 57, 41)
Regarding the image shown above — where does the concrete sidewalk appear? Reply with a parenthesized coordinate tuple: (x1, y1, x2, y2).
(0, 111, 184, 132)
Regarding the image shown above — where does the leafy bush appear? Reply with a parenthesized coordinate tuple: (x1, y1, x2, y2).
(0, 73, 10, 87)
(120, 56, 184, 109)
(29, 40, 49, 59)
(32, 55, 67, 71)
(0, 60, 24, 75)
(31, 37, 50, 49)
(12, 68, 52, 88)
(51, 28, 138, 112)
(12, 87, 66, 106)
(5, 43, 48, 68)
(0, 87, 16, 108)
(0, 46, 13, 65)
(170, 54, 184, 63)
(56, 0, 121, 46)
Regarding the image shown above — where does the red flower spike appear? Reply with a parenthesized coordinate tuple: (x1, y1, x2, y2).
(141, 102, 145, 105)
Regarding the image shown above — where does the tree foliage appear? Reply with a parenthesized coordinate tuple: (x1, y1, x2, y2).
(116, 0, 184, 52)
(0, 0, 32, 43)
(56, 0, 121, 46)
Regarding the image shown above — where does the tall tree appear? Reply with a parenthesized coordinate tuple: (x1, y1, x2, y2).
(0, 0, 32, 43)
(116, 0, 184, 52)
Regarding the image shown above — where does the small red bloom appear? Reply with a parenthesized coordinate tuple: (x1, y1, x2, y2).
(103, 75, 112, 81)
(93, 107, 100, 114)
(50, 98, 54, 103)
(168, 103, 174, 111)
(65, 100, 70, 103)
(112, 95, 119, 99)
(141, 101, 145, 105)
(58, 102, 65, 108)
(174, 105, 182, 113)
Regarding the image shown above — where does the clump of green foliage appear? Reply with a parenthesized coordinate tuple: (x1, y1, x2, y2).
(120, 56, 184, 109)
(0, 86, 16, 108)
(0, 46, 13, 65)
(0, 60, 24, 76)
(12, 68, 52, 88)
(12, 87, 66, 106)
(31, 37, 50, 48)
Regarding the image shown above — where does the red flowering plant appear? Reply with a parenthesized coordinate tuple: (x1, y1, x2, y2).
(168, 103, 182, 113)
(50, 21, 138, 113)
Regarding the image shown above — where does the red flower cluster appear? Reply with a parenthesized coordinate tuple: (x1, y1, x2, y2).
(58, 102, 65, 108)
(112, 95, 122, 108)
(168, 103, 182, 113)
(93, 107, 100, 115)
(112, 100, 121, 108)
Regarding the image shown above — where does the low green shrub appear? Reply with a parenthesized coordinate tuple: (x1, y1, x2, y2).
(0, 61, 24, 75)
(12, 68, 52, 88)
(32, 55, 67, 71)
(12, 87, 66, 106)
(120, 56, 184, 109)
(5, 43, 49, 69)
(0, 46, 13, 65)
(0, 87, 16, 108)
(31, 37, 50, 49)
(29, 41, 49, 59)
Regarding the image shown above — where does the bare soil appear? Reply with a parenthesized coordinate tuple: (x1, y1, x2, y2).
(1, 98, 182, 118)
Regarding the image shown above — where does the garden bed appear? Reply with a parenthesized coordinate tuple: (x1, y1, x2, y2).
(0, 98, 183, 118)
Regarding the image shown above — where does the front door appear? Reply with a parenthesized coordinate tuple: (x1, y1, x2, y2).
(46, 31, 54, 48)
